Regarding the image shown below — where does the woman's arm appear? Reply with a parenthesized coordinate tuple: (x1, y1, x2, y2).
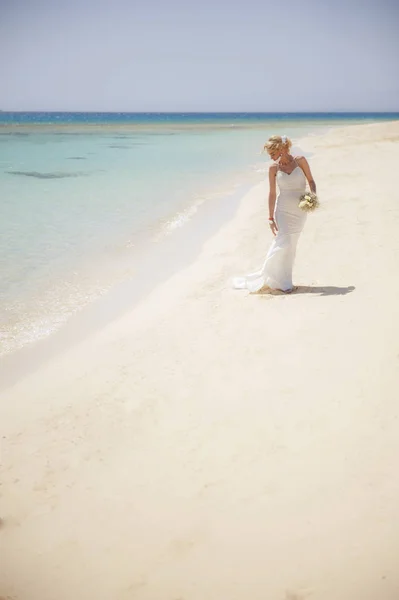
(297, 156, 317, 193)
(268, 164, 278, 236)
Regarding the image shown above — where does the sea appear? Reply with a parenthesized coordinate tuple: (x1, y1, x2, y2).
(1, 112, 398, 364)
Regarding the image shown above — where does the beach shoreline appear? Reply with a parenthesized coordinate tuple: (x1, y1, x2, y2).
(0, 178, 256, 391)
(2, 115, 396, 364)
(1, 120, 399, 600)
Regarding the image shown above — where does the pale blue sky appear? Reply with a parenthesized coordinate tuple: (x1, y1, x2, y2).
(0, 0, 398, 111)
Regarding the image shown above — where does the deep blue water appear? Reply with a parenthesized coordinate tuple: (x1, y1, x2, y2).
(1, 111, 399, 125)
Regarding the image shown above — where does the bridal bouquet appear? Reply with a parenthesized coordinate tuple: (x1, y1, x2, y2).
(298, 191, 319, 212)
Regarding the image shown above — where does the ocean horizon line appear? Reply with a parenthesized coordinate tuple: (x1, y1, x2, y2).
(1, 110, 399, 115)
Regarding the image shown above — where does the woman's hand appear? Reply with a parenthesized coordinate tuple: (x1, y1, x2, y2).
(269, 218, 278, 236)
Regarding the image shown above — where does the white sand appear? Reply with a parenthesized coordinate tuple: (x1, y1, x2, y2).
(1, 121, 399, 600)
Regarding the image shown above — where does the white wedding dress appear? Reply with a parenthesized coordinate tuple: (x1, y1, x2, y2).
(233, 163, 307, 292)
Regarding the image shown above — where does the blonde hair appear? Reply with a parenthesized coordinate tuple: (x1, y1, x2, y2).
(263, 135, 292, 154)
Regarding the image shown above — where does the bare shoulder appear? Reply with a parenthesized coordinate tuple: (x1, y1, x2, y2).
(269, 163, 278, 174)
(295, 155, 309, 165)
(296, 155, 315, 183)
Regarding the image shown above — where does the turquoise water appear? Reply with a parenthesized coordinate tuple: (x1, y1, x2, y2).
(1, 113, 398, 357)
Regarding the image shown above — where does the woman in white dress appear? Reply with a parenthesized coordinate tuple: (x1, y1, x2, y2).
(233, 134, 317, 293)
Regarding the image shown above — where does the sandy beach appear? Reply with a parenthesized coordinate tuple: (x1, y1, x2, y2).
(1, 120, 399, 599)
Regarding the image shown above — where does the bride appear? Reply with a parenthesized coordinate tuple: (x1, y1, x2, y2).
(233, 134, 317, 293)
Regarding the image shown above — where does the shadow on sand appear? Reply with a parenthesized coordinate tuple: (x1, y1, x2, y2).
(255, 285, 355, 297)
(293, 285, 355, 296)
